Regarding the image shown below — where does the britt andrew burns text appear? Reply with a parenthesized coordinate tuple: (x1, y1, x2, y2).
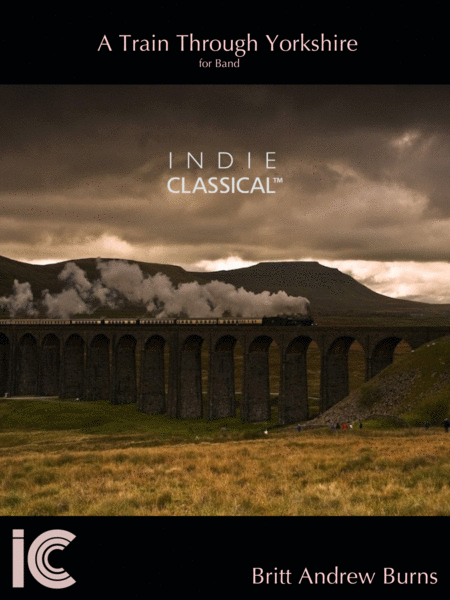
(252, 566, 438, 585)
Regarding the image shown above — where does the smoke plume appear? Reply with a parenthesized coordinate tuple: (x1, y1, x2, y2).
(0, 280, 38, 317)
(0, 260, 310, 319)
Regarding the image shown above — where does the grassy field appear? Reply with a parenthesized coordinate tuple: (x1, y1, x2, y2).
(1, 336, 448, 517)
(1, 396, 450, 516)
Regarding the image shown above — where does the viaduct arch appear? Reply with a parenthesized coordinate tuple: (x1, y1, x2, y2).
(1, 322, 449, 423)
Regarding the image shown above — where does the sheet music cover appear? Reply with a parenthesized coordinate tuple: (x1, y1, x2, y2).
(0, 7, 448, 598)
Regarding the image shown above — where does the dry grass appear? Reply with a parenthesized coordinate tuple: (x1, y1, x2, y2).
(1, 338, 442, 517)
(2, 427, 450, 516)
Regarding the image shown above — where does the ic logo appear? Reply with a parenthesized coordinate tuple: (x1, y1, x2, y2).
(12, 529, 76, 589)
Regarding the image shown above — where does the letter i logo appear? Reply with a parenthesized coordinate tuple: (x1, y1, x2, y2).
(13, 529, 76, 589)
(12, 530, 25, 588)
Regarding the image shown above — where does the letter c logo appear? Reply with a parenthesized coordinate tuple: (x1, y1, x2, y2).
(27, 529, 76, 589)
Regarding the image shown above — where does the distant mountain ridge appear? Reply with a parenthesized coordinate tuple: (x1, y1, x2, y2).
(0, 254, 448, 318)
(198, 261, 450, 317)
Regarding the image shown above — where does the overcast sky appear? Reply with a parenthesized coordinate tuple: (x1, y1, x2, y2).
(1, 84, 450, 302)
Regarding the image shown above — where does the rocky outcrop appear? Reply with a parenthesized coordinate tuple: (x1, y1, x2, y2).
(304, 369, 421, 428)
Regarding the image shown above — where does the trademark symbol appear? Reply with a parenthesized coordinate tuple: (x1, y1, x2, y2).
(273, 177, 283, 183)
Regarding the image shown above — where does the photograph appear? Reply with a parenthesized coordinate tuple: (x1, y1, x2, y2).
(0, 9, 448, 597)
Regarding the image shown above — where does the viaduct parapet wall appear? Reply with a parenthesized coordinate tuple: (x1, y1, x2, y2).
(1, 323, 449, 423)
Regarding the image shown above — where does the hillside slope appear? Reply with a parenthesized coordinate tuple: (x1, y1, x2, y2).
(308, 336, 450, 427)
(196, 261, 443, 316)
(0, 255, 449, 318)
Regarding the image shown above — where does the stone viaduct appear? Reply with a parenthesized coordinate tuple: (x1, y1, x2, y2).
(1, 321, 449, 423)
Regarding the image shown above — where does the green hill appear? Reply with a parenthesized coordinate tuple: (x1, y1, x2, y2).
(309, 336, 450, 428)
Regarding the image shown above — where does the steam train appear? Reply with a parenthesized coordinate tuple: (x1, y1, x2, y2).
(0, 315, 314, 326)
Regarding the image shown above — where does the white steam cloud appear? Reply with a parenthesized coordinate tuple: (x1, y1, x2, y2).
(0, 280, 38, 317)
(0, 260, 310, 319)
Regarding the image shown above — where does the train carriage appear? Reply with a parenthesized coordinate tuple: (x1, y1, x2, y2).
(0, 315, 314, 326)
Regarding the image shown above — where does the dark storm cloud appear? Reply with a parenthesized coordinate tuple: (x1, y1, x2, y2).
(1, 84, 450, 268)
